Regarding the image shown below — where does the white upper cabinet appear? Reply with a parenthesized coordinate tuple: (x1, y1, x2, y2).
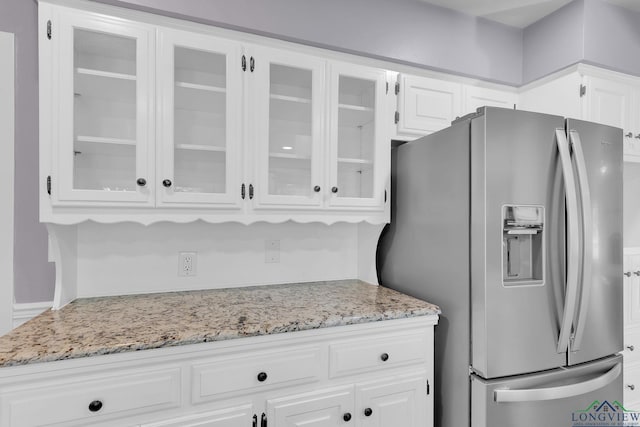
(393, 73, 517, 140)
(156, 28, 243, 208)
(396, 74, 461, 137)
(50, 7, 155, 206)
(40, 2, 390, 224)
(329, 62, 388, 210)
(462, 85, 517, 115)
(250, 47, 326, 209)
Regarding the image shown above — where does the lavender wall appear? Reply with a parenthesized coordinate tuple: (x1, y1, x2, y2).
(523, 0, 585, 83)
(583, 0, 640, 77)
(0, 0, 55, 303)
(95, 0, 524, 85)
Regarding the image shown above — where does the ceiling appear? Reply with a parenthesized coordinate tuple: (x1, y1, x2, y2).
(417, 0, 640, 28)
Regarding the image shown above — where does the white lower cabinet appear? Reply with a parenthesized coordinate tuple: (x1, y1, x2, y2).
(0, 317, 436, 427)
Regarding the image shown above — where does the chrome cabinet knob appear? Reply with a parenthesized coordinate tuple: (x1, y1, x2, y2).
(628, 384, 636, 391)
(625, 271, 632, 277)
(313, 185, 321, 192)
(162, 179, 172, 188)
(628, 345, 635, 351)
(626, 132, 634, 138)
(635, 134, 640, 139)
(136, 178, 147, 187)
(634, 271, 640, 276)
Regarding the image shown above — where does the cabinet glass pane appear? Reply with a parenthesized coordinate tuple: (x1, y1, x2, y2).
(268, 64, 313, 197)
(173, 47, 227, 193)
(73, 29, 137, 191)
(336, 75, 375, 199)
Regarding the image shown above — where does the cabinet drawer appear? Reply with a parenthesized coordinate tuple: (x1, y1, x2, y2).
(625, 364, 640, 407)
(192, 346, 322, 404)
(624, 330, 640, 365)
(329, 331, 428, 378)
(2, 367, 181, 427)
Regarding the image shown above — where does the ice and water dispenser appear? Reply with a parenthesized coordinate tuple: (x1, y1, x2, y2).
(502, 205, 544, 286)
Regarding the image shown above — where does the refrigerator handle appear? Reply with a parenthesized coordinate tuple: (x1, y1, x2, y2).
(494, 363, 621, 403)
(568, 130, 593, 351)
(555, 128, 581, 354)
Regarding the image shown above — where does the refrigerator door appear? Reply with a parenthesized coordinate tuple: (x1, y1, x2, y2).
(565, 119, 623, 366)
(470, 108, 567, 379)
(471, 355, 623, 427)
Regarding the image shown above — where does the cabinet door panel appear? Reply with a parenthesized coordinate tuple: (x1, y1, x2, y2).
(397, 74, 461, 136)
(328, 62, 387, 209)
(583, 76, 633, 132)
(54, 9, 154, 205)
(462, 85, 517, 116)
(251, 47, 325, 209)
(357, 375, 427, 427)
(267, 385, 354, 427)
(141, 404, 253, 427)
(156, 28, 242, 208)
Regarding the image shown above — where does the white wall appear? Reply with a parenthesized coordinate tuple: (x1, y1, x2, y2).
(0, 31, 15, 335)
(76, 222, 360, 297)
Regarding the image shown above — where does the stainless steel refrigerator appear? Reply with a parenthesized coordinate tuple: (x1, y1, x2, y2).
(377, 107, 623, 427)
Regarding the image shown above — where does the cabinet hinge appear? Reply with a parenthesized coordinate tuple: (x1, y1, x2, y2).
(46, 175, 51, 195)
(384, 189, 387, 203)
(394, 111, 400, 124)
(250, 56, 255, 72)
(386, 81, 389, 94)
(395, 81, 400, 95)
(513, 103, 517, 110)
(580, 84, 586, 97)
(261, 413, 267, 427)
(252, 414, 258, 427)
(249, 184, 254, 200)
(241, 55, 247, 72)
(241, 183, 246, 199)
(46, 20, 52, 39)
(427, 379, 430, 395)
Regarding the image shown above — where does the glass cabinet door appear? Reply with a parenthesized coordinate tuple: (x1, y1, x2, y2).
(251, 47, 325, 208)
(328, 62, 387, 209)
(54, 10, 154, 205)
(156, 29, 242, 207)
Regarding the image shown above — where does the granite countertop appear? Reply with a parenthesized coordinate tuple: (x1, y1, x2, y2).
(0, 280, 440, 367)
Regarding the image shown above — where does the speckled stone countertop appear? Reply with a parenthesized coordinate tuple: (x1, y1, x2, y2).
(0, 280, 440, 367)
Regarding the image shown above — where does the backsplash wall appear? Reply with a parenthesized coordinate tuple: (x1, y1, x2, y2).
(75, 222, 361, 297)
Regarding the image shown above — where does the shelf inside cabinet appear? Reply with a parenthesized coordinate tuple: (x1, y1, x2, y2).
(337, 157, 373, 173)
(269, 153, 312, 171)
(270, 94, 312, 123)
(175, 81, 226, 94)
(175, 143, 226, 153)
(175, 82, 225, 113)
(338, 103, 374, 128)
(75, 68, 136, 102)
(74, 136, 136, 156)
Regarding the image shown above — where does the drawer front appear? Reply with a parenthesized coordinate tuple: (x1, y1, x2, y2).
(3, 367, 181, 427)
(624, 330, 640, 365)
(329, 331, 427, 378)
(192, 346, 322, 404)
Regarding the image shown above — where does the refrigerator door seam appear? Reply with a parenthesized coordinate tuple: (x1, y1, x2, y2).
(568, 129, 593, 351)
(555, 128, 581, 354)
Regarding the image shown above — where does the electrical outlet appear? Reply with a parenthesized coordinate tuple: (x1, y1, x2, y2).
(179, 252, 197, 276)
(265, 240, 280, 263)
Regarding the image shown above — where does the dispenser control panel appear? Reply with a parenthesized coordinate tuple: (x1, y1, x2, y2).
(502, 205, 544, 286)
